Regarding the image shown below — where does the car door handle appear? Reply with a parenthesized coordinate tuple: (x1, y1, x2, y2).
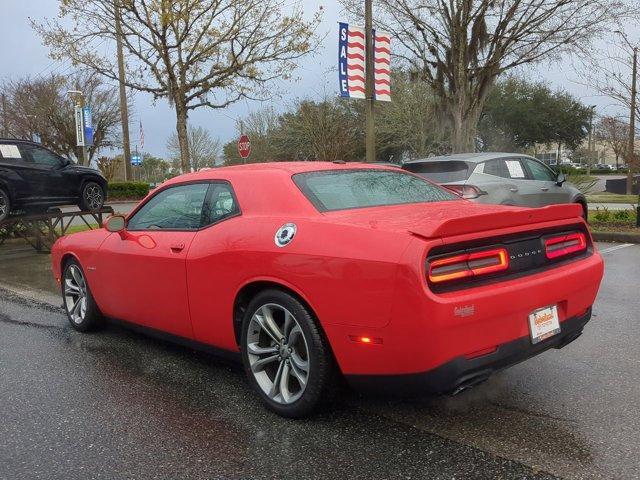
(540, 187, 549, 192)
(509, 188, 518, 193)
(170, 243, 185, 253)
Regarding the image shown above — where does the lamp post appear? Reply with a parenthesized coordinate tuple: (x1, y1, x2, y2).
(66, 90, 88, 166)
(614, 31, 639, 225)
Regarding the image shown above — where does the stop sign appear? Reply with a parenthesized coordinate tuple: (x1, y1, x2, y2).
(238, 134, 251, 159)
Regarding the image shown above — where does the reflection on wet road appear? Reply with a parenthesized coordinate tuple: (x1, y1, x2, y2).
(0, 243, 638, 479)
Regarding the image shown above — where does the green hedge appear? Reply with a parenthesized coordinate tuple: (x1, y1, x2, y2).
(108, 182, 150, 200)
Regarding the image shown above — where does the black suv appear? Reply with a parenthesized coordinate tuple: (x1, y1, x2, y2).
(0, 139, 107, 222)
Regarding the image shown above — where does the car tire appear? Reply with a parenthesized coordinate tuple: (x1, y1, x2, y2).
(79, 182, 105, 212)
(241, 289, 337, 418)
(0, 188, 9, 222)
(61, 259, 104, 332)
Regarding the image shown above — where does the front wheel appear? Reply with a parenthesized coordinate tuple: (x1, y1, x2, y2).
(0, 188, 10, 222)
(79, 182, 105, 212)
(62, 259, 104, 332)
(241, 289, 337, 418)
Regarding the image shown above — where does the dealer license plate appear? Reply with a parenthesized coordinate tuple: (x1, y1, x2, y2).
(528, 305, 561, 344)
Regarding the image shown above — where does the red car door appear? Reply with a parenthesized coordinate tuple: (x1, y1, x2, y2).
(94, 182, 211, 338)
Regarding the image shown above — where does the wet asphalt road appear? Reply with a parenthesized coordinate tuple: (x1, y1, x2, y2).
(0, 243, 639, 479)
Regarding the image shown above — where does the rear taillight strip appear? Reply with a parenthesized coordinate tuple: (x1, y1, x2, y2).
(428, 248, 509, 284)
(544, 232, 587, 259)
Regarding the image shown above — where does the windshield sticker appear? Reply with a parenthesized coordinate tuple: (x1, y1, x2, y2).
(505, 160, 525, 178)
(0, 144, 21, 159)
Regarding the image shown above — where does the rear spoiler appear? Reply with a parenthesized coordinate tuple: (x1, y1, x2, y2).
(409, 204, 584, 239)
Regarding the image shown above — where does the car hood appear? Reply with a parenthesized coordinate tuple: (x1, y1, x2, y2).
(321, 201, 584, 239)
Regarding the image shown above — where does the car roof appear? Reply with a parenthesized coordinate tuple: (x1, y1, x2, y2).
(0, 138, 39, 145)
(160, 161, 406, 217)
(404, 152, 536, 164)
(167, 161, 398, 182)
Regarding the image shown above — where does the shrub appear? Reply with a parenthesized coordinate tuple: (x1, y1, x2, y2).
(108, 182, 150, 200)
(613, 209, 632, 221)
(593, 207, 610, 222)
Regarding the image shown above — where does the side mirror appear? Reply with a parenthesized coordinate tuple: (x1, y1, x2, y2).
(105, 215, 126, 233)
(556, 173, 566, 186)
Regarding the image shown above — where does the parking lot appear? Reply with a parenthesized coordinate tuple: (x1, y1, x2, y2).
(0, 241, 638, 479)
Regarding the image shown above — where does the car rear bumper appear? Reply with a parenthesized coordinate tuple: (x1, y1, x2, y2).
(345, 307, 591, 396)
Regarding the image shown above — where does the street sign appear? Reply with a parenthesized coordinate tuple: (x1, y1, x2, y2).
(75, 106, 85, 147)
(82, 106, 94, 146)
(238, 134, 251, 159)
(131, 154, 142, 166)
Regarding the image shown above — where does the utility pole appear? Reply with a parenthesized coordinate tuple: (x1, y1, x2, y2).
(631, 47, 640, 226)
(1, 94, 7, 137)
(365, 0, 375, 163)
(115, 0, 133, 182)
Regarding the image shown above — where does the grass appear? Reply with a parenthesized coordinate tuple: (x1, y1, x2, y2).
(586, 193, 638, 205)
(62, 224, 100, 235)
(589, 207, 639, 234)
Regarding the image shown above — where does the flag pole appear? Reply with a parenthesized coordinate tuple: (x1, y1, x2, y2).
(365, 0, 376, 163)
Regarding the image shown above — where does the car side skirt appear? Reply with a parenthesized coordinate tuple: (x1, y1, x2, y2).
(106, 317, 241, 363)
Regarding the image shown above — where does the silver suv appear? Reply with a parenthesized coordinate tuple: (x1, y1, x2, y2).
(403, 153, 588, 219)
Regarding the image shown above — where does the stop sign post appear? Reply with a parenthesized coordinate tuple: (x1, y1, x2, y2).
(238, 134, 251, 160)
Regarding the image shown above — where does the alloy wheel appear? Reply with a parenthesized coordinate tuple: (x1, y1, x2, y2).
(0, 191, 8, 220)
(64, 265, 88, 324)
(246, 303, 310, 405)
(84, 184, 103, 210)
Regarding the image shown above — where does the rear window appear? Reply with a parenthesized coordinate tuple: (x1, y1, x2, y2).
(403, 161, 471, 183)
(293, 169, 457, 212)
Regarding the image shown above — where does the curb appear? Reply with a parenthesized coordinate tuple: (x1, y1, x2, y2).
(592, 231, 640, 244)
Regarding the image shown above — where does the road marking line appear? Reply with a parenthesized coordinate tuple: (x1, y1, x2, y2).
(599, 243, 634, 255)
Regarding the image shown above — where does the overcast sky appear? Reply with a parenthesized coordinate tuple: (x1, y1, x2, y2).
(0, 0, 628, 158)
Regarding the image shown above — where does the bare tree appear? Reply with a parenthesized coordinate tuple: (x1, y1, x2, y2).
(167, 126, 222, 171)
(579, 36, 640, 191)
(97, 155, 123, 181)
(1, 73, 121, 164)
(596, 116, 630, 169)
(34, 0, 321, 173)
(343, 0, 637, 152)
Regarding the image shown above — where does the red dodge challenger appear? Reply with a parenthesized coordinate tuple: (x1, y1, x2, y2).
(51, 162, 604, 417)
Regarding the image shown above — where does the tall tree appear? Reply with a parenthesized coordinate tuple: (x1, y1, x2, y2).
(479, 77, 591, 152)
(0, 73, 121, 164)
(167, 126, 221, 171)
(343, 0, 637, 152)
(376, 72, 448, 160)
(34, 0, 321, 172)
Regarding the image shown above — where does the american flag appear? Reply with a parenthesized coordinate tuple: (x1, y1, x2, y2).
(139, 120, 145, 150)
(338, 23, 391, 102)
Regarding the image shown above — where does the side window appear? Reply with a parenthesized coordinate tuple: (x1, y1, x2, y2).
(523, 158, 557, 182)
(127, 183, 210, 231)
(0, 143, 25, 164)
(483, 159, 510, 178)
(202, 182, 240, 227)
(19, 144, 62, 168)
(503, 159, 527, 179)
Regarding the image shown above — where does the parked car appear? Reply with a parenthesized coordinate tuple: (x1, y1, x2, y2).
(403, 153, 588, 218)
(0, 138, 107, 222)
(51, 162, 604, 418)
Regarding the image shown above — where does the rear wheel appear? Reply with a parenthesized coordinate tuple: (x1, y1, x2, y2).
(241, 289, 337, 418)
(79, 182, 105, 212)
(62, 259, 104, 332)
(0, 189, 9, 222)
